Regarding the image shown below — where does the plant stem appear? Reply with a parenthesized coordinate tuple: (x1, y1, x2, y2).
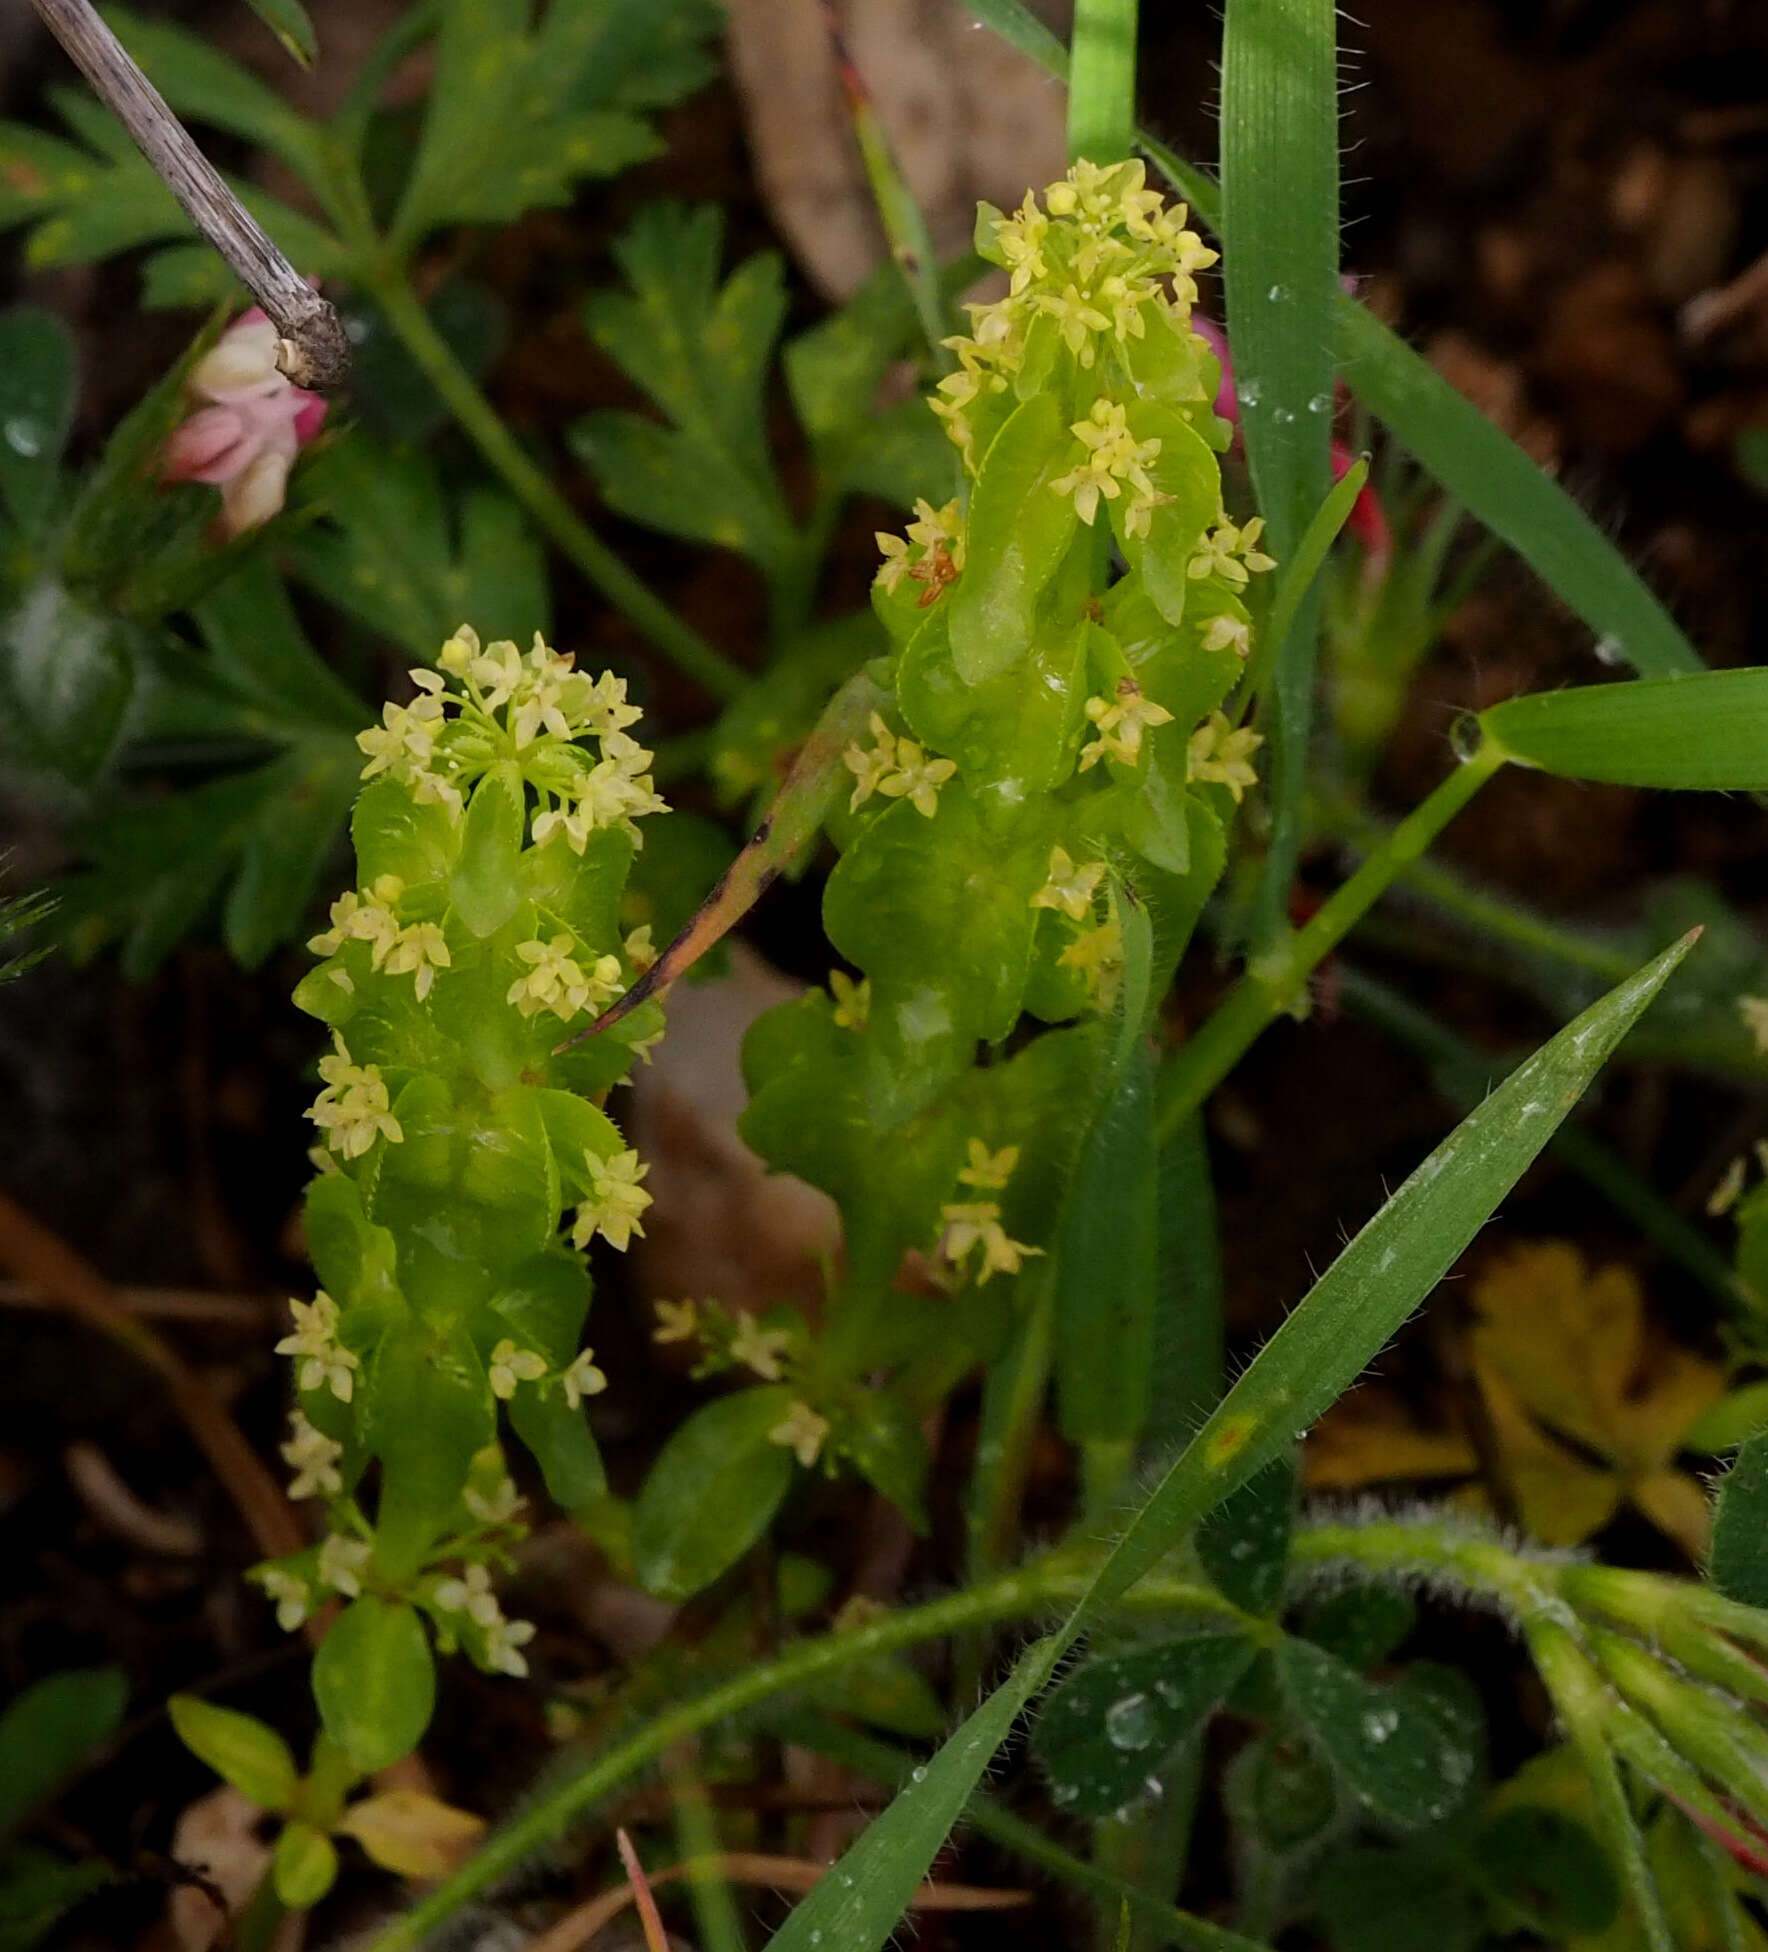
(967, 1273, 1055, 1578)
(1155, 743, 1504, 1143)
(1291, 1515, 1559, 1618)
(360, 265, 747, 701)
(365, 1556, 1238, 1951)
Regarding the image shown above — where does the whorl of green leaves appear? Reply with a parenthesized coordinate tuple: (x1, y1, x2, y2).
(260, 627, 667, 1773)
(725, 159, 1272, 1496)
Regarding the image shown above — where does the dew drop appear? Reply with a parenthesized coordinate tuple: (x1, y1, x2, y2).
(1237, 378, 1262, 409)
(1267, 283, 1290, 303)
(3, 416, 44, 458)
(1307, 392, 1333, 415)
(1272, 406, 1296, 425)
(1105, 1692, 1158, 1752)
(909, 1765, 927, 1784)
(1361, 1706, 1400, 1746)
(1052, 1781, 1080, 1806)
(1447, 710, 1484, 764)
(1593, 633, 1626, 667)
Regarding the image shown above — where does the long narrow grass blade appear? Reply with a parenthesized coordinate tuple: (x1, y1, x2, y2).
(1334, 302, 1700, 678)
(1068, 0, 1139, 164)
(763, 935, 1697, 1951)
(1219, 0, 1338, 945)
(1481, 668, 1768, 787)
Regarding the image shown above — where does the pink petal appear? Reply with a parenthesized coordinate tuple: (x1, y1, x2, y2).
(291, 391, 328, 445)
(162, 406, 250, 484)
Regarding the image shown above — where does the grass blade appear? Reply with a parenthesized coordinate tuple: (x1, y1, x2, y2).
(1220, 0, 1337, 947)
(764, 933, 1698, 1951)
(1334, 301, 1701, 678)
(1068, 0, 1139, 163)
(1481, 668, 1768, 787)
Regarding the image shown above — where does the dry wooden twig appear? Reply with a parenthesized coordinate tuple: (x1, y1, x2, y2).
(27, 0, 349, 388)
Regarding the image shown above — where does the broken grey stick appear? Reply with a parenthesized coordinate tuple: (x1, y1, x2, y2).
(28, 0, 350, 389)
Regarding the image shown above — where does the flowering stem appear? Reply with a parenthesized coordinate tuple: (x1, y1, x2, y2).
(365, 1555, 1239, 1951)
(1154, 740, 1504, 1144)
(358, 264, 747, 702)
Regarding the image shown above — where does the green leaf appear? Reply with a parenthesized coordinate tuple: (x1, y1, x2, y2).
(1238, 1728, 1339, 1851)
(572, 205, 800, 586)
(0, 310, 74, 535)
(1709, 1431, 1768, 1607)
(364, 1320, 494, 1580)
(1309, 1846, 1482, 1952)
(167, 1696, 298, 1811)
(1334, 300, 1700, 679)
(0, 1844, 113, 1951)
(104, 6, 327, 182)
(759, 935, 1693, 1952)
(0, 579, 136, 782)
(0, 1669, 126, 1840)
(947, 393, 1082, 683)
(451, 764, 526, 938)
(241, 0, 319, 66)
(390, 0, 723, 254)
(1220, 0, 1337, 944)
(289, 437, 549, 659)
(272, 1822, 338, 1909)
(0, 86, 342, 280)
(1472, 1804, 1619, 1936)
(1299, 1582, 1415, 1671)
(1276, 1639, 1480, 1832)
(1196, 1455, 1295, 1616)
(1033, 1626, 1257, 1818)
(631, 1387, 798, 1601)
(188, 555, 369, 734)
(313, 1598, 437, 1773)
(1053, 887, 1157, 1442)
(223, 746, 362, 968)
(338, 282, 507, 448)
(1481, 669, 1768, 789)
(508, 1386, 608, 1511)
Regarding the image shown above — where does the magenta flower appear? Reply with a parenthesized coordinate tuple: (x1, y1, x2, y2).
(161, 308, 327, 537)
(1193, 312, 1390, 566)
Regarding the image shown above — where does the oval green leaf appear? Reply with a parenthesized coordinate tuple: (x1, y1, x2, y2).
(168, 1695, 298, 1811)
(272, 1820, 339, 1909)
(631, 1387, 797, 1601)
(312, 1597, 437, 1774)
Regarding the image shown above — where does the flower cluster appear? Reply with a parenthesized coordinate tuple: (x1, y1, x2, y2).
(842, 712, 957, 819)
(356, 628, 666, 845)
(649, 1298, 830, 1466)
(307, 1035, 403, 1161)
(937, 1140, 1041, 1286)
(875, 498, 966, 607)
(933, 158, 1218, 471)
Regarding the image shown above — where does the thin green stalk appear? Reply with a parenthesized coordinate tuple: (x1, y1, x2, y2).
(1068, 0, 1140, 164)
(365, 1557, 1234, 1951)
(967, 1273, 1055, 1578)
(1292, 1516, 1560, 1617)
(668, 1762, 747, 1952)
(359, 265, 746, 702)
(1156, 743, 1504, 1142)
(1337, 964, 1751, 1316)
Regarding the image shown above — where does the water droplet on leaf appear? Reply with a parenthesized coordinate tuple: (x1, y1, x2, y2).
(3, 416, 44, 458)
(1105, 1692, 1157, 1752)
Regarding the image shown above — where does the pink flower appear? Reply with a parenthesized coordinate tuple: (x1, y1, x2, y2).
(161, 308, 327, 537)
(1193, 311, 1391, 567)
